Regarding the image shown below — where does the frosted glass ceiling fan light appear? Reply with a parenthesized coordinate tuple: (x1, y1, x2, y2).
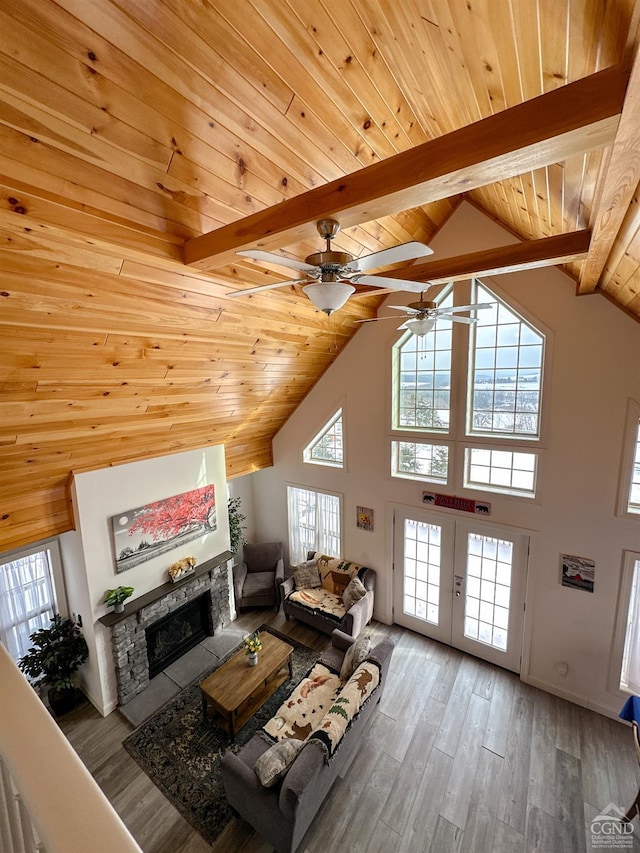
(406, 316, 436, 336)
(302, 282, 355, 315)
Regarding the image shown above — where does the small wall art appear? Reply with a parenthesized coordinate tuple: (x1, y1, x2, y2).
(356, 506, 374, 531)
(111, 484, 217, 573)
(560, 553, 595, 593)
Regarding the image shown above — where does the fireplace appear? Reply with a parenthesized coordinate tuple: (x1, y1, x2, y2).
(104, 552, 232, 705)
(146, 593, 212, 678)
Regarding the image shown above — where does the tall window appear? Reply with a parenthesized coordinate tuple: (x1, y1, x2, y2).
(391, 280, 545, 497)
(0, 542, 61, 663)
(616, 401, 640, 517)
(393, 289, 453, 431)
(303, 409, 344, 468)
(630, 420, 640, 513)
(618, 552, 640, 693)
(287, 485, 341, 564)
(468, 282, 544, 438)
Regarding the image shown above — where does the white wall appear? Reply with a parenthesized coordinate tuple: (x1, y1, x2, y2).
(59, 445, 230, 716)
(228, 472, 256, 553)
(253, 201, 640, 719)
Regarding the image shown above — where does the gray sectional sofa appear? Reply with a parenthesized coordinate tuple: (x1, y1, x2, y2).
(221, 629, 394, 853)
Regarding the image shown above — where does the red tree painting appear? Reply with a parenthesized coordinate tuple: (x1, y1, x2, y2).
(111, 484, 217, 572)
(129, 485, 216, 541)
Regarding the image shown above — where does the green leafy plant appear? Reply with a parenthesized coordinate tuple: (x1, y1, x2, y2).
(104, 585, 135, 606)
(19, 614, 88, 692)
(228, 496, 247, 553)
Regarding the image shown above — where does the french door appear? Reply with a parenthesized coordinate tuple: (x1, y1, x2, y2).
(393, 507, 528, 672)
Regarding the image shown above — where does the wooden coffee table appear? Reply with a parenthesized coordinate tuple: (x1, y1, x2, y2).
(199, 631, 293, 740)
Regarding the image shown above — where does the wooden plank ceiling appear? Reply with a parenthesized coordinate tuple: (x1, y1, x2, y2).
(1, 0, 640, 552)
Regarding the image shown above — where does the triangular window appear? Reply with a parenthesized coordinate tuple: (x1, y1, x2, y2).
(303, 409, 344, 468)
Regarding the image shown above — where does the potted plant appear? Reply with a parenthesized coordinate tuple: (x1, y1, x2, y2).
(104, 585, 134, 613)
(19, 614, 89, 716)
(228, 496, 247, 554)
(243, 630, 262, 666)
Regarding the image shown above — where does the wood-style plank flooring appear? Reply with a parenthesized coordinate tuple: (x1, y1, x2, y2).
(59, 611, 640, 852)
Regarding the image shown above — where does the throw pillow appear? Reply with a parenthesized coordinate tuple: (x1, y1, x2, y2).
(339, 634, 372, 681)
(342, 576, 367, 611)
(317, 556, 342, 591)
(330, 570, 351, 597)
(254, 738, 305, 787)
(293, 560, 321, 590)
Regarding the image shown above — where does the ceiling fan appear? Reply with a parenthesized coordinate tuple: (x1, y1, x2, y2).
(228, 218, 434, 314)
(357, 291, 492, 336)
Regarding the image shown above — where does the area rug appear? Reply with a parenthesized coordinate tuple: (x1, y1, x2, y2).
(122, 626, 319, 845)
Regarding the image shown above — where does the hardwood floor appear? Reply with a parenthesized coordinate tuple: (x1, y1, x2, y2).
(59, 611, 640, 852)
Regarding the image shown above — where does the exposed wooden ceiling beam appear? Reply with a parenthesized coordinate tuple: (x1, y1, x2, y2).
(370, 230, 591, 287)
(185, 65, 629, 271)
(578, 46, 640, 294)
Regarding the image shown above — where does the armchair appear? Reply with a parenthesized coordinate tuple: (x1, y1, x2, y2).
(233, 542, 284, 611)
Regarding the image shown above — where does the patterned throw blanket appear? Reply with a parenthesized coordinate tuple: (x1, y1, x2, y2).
(263, 663, 342, 741)
(262, 659, 381, 759)
(286, 555, 367, 622)
(286, 587, 347, 622)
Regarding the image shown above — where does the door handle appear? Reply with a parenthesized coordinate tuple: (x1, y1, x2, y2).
(454, 575, 464, 598)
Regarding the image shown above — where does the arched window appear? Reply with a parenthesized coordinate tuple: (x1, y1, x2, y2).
(391, 281, 546, 498)
(468, 282, 544, 439)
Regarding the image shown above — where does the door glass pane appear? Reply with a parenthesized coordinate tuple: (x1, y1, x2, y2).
(463, 533, 513, 652)
(403, 519, 441, 625)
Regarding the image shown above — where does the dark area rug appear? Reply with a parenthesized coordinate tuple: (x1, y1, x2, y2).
(122, 626, 319, 845)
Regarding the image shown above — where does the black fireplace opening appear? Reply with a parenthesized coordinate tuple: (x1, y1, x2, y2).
(146, 593, 213, 678)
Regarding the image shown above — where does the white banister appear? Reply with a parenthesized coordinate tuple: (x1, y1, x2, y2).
(0, 761, 15, 853)
(1, 757, 32, 853)
(0, 643, 142, 853)
(17, 777, 42, 853)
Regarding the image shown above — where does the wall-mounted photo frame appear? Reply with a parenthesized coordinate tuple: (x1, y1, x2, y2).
(561, 553, 595, 593)
(111, 484, 217, 573)
(357, 506, 374, 531)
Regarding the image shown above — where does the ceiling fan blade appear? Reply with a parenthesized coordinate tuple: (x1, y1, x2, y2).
(228, 279, 308, 297)
(353, 274, 426, 293)
(436, 302, 493, 314)
(237, 249, 314, 273)
(410, 313, 477, 325)
(345, 241, 433, 273)
(447, 315, 478, 324)
(387, 305, 421, 314)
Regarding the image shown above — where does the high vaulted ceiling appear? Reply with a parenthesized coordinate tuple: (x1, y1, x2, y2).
(2, 0, 640, 552)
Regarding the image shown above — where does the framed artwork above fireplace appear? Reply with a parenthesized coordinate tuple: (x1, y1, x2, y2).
(110, 484, 217, 573)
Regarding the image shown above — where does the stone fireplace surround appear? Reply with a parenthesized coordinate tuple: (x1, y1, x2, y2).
(100, 551, 232, 706)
